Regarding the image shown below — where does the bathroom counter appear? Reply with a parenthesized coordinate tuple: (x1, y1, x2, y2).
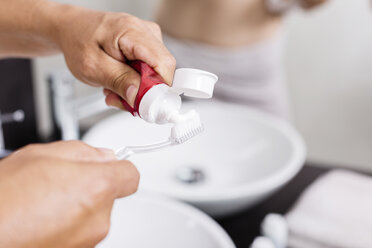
(217, 164, 358, 248)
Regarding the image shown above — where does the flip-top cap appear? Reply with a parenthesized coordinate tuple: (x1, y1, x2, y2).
(171, 68, 218, 99)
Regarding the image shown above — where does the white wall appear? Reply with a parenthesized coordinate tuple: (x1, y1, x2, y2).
(33, 0, 372, 171)
(285, 0, 372, 171)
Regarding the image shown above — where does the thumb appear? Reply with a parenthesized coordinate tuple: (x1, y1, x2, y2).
(118, 36, 176, 86)
(105, 160, 140, 199)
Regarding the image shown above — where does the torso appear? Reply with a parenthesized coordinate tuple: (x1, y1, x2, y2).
(156, 0, 282, 47)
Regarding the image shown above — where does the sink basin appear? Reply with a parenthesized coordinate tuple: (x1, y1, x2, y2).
(97, 193, 235, 248)
(84, 100, 306, 216)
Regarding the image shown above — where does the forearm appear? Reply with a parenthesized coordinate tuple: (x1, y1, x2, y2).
(0, 0, 65, 58)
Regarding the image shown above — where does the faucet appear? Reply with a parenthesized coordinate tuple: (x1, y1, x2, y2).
(49, 70, 111, 140)
(0, 109, 25, 158)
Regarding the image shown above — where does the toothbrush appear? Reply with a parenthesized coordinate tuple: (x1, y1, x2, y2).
(114, 61, 216, 160)
(115, 110, 203, 160)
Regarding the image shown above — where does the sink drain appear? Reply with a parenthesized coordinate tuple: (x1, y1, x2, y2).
(175, 166, 205, 184)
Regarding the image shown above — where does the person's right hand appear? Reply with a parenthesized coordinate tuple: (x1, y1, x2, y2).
(1, 0, 176, 110)
(0, 141, 139, 248)
(48, 3, 176, 111)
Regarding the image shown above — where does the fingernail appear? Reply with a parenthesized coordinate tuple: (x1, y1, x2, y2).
(108, 99, 124, 110)
(126, 85, 138, 106)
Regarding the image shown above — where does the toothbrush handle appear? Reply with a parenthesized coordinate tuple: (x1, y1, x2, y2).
(115, 146, 134, 160)
(115, 140, 172, 160)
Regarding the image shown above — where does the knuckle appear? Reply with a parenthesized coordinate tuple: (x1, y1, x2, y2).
(166, 55, 177, 69)
(149, 22, 161, 32)
(101, 12, 114, 24)
(121, 14, 141, 28)
(20, 143, 44, 156)
(110, 70, 137, 95)
(126, 164, 140, 194)
(63, 141, 99, 158)
(132, 43, 144, 55)
(118, 35, 135, 53)
(160, 54, 176, 73)
(66, 140, 90, 151)
(80, 55, 97, 80)
(111, 72, 128, 93)
(22, 143, 40, 152)
(119, 36, 146, 62)
(95, 173, 116, 198)
(65, 140, 83, 146)
(82, 175, 114, 210)
(95, 220, 111, 242)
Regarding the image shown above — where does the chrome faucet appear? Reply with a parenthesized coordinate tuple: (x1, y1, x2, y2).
(0, 109, 25, 158)
(49, 70, 111, 140)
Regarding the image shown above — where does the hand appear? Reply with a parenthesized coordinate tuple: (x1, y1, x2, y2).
(51, 5, 176, 110)
(0, 141, 139, 248)
(300, 0, 328, 9)
(0, 1, 175, 110)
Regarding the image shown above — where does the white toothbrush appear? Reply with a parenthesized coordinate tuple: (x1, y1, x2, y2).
(115, 110, 203, 160)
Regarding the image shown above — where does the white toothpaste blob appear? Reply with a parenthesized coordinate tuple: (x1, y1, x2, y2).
(169, 109, 198, 124)
(138, 68, 218, 125)
(138, 84, 182, 124)
(169, 110, 204, 144)
(138, 85, 204, 143)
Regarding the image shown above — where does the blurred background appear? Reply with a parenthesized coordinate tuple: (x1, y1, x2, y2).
(27, 0, 372, 171)
(0, 0, 371, 170)
(0, 1, 371, 247)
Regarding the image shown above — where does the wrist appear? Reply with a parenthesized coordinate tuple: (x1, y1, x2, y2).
(38, 3, 105, 52)
(28, 1, 73, 51)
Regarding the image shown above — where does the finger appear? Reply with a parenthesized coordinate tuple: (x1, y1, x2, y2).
(25, 141, 117, 163)
(55, 141, 116, 162)
(96, 50, 141, 107)
(73, 208, 112, 248)
(103, 88, 127, 111)
(99, 33, 126, 63)
(103, 88, 111, 96)
(104, 160, 140, 199)
(153, 53, 176, 86)
(105, 92, 127, 111)
(118, 35, 176, 86)
(144, 21, 163, 41)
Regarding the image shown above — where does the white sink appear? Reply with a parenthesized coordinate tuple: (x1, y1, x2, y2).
(97, 193, 235, 248)
(84, 100, 306, 216)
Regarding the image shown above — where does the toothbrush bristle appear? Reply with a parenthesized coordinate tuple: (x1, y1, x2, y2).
(171, 111, 204, 144)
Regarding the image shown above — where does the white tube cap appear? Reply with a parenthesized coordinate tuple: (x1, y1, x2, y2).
(251, 237, 276, 248)
(261, 213, 288, 248)
(171, 68, 218, 99)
